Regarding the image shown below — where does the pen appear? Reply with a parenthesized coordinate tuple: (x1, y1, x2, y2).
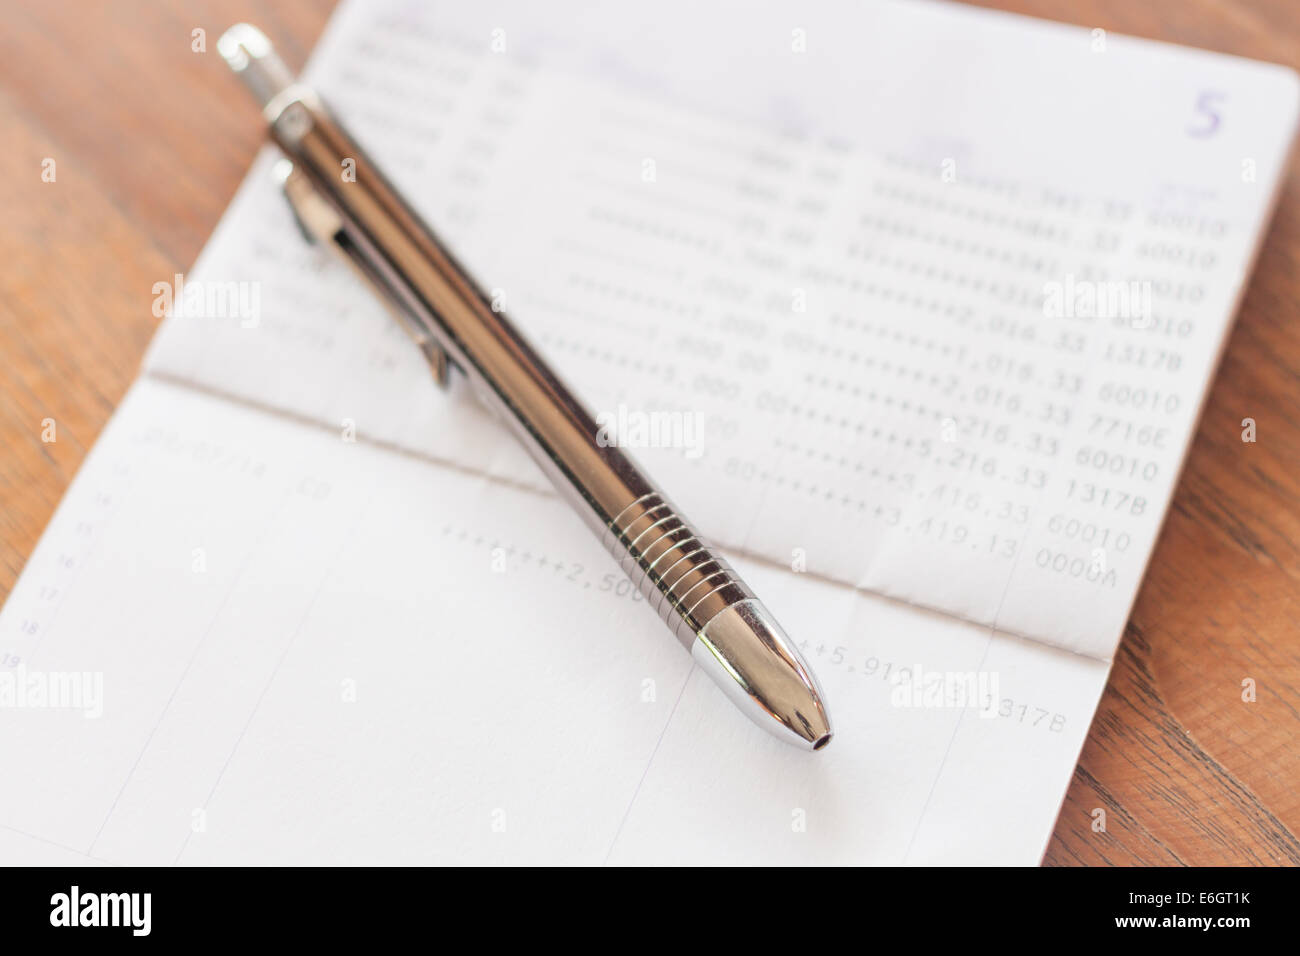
(218, 25, 833, 750)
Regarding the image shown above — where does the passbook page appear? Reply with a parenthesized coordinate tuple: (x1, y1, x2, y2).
(145, 0, 1299, 661)
(0, 379, 1108, 864)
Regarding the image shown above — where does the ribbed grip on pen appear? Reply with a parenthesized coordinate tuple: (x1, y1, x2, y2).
(602, 493, 755, 648)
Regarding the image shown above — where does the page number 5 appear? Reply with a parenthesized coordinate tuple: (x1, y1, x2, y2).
(1188, 91, 1225, 137)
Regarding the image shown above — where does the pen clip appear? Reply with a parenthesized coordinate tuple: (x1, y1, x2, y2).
(273, 158, 452, 387)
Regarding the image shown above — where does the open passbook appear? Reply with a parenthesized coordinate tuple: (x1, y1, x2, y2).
(2, 0, 1295, 864)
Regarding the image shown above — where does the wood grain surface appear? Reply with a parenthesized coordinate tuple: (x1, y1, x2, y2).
(0, 0, 1296, 865)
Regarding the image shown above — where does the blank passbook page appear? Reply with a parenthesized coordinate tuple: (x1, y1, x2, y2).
(0, 0, 1295, 864)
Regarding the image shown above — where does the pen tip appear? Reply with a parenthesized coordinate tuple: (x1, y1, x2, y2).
(692, 599, 834, 752)
(219, 24, 294, 107)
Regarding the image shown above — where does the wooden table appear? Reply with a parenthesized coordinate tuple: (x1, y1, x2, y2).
(1, 0, 1296, 865)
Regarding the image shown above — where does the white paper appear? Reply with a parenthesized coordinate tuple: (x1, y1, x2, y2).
(146, 0, 1299, 659)
(0, 380, 1108, 864)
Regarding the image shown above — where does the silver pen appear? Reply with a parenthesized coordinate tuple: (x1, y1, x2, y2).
(219, 25, 833, 750)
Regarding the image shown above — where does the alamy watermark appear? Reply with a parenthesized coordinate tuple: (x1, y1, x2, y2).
(50, 886, 150, 936)
(1043, 274, 1152, 327)
(596, 404, 705, 459)
(151, 272, 261, 328)
(0, 666, 103, 719)
(889, 664, 1000, 718)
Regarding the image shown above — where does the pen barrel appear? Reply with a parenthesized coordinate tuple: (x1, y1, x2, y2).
(267, 92, 756, 648)
(602, 492, 755, 649)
